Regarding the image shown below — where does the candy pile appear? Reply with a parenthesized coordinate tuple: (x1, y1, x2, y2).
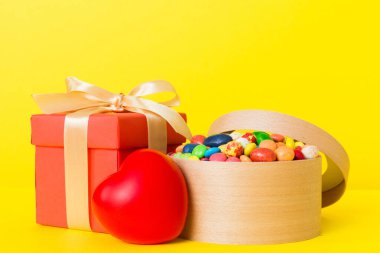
(170, 130, 320, 162)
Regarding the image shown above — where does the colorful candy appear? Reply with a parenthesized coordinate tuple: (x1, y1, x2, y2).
(275, 146, 295, 161)
(181, 153, 192, 159)
(204, 147, 221, 158)
(259, 140, 277, 151)
(218, 144, 227, 154)
(301, 145, 320, 159)
(229, 131, 243, 140)
(209, 152, 227, 162)
(244, 143, 257, 156)
(172, 129, 320, 163)
(190, 135, 206, 144)
(285, 137, 295, 149)
(234, 130, 254, 134)
(253, 131, 272, 145)
(235, 137, 250, 148)
(294, 149, 305, 160)
(270, 133, 285, 142)
(250, 148, 277, 162)
(225, 141, 244, 157)
(188, 155, 200, 160)
(203, 134, 233, 147)
(183, 143, 198, 153)
(294, 141, 304, 148)
(240, 155, 252, 162)
(191, 144, 208, 158)
(241, 132, 256, 143)
(173, 152, 183, 158)
(175, 144, 185, 153)
(226, 157, 241, 162)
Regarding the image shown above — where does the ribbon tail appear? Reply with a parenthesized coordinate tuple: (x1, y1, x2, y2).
(127, 80, 181, 107)
(64, 107, 109, 230)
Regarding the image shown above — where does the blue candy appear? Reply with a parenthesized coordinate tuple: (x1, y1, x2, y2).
(204, 147, 221, 158)
(203, 134, 233, 147)
(182, 143, 198, 153)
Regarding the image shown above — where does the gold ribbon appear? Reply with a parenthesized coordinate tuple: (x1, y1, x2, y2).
(33, 77, 192, 230)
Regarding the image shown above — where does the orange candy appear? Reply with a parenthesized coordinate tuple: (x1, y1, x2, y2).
(275, 146, 295, 161)
(239, 155, 252, 162)
(259, 140, 277, 151)
(175, 144, 185, 153)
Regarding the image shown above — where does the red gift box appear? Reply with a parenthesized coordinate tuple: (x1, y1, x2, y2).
(31, 112, 186, 232)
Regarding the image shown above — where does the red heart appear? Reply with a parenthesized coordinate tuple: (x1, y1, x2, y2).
(92, 149, 188, 244)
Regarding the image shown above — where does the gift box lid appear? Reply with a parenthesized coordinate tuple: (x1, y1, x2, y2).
(31, 112, 187, 149)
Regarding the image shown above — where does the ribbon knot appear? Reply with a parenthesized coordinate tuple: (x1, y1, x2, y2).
(32, 77, 192, 231)
(33, 77, 192, 141)
(110, 93, 125, 112)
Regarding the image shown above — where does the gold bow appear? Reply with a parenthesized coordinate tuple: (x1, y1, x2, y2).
(33, 77, 192, 230)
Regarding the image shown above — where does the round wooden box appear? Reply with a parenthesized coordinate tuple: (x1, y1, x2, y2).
(174, 110, 349, 245)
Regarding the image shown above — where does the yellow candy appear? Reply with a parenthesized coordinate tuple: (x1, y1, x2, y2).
(219, 144, 227, 153)
(294, 141, 304, 148)
(244, 143, 257, 156)
(234, 129, 254, 134)
(188, 155, 200, 160)
(285, 137, 295, 149)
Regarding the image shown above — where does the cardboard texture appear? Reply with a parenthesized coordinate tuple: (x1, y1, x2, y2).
(31, 112, 186, 232)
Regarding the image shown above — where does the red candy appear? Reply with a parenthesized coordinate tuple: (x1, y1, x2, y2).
(294, 149, 305, 160)
(241, 133, 256, 143)
(270, 134, 285, 142)
(226, 157, 241, 162)
(190, 135, 206, 144)
(250, 148, 277, 162)
(209, 152, 227, 162)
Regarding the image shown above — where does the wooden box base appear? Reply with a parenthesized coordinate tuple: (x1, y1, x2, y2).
(175, 158, 321, 245)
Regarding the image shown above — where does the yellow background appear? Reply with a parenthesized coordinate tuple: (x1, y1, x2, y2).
(0, 0, 379, 252)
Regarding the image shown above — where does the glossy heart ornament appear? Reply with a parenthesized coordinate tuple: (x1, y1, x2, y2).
(92, 149, 188, 244)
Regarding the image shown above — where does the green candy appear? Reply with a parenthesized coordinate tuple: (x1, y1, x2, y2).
(253, 131, 272, 145)
(173, 152, 183, 158)
(181, 153, 192, 159)
(191, 144, 208, 158)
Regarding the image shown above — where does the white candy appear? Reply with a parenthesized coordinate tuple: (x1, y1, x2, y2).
(301, 145, 319, 159)
(229, 132, 243, 140)
(236, 137, 250, 148)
